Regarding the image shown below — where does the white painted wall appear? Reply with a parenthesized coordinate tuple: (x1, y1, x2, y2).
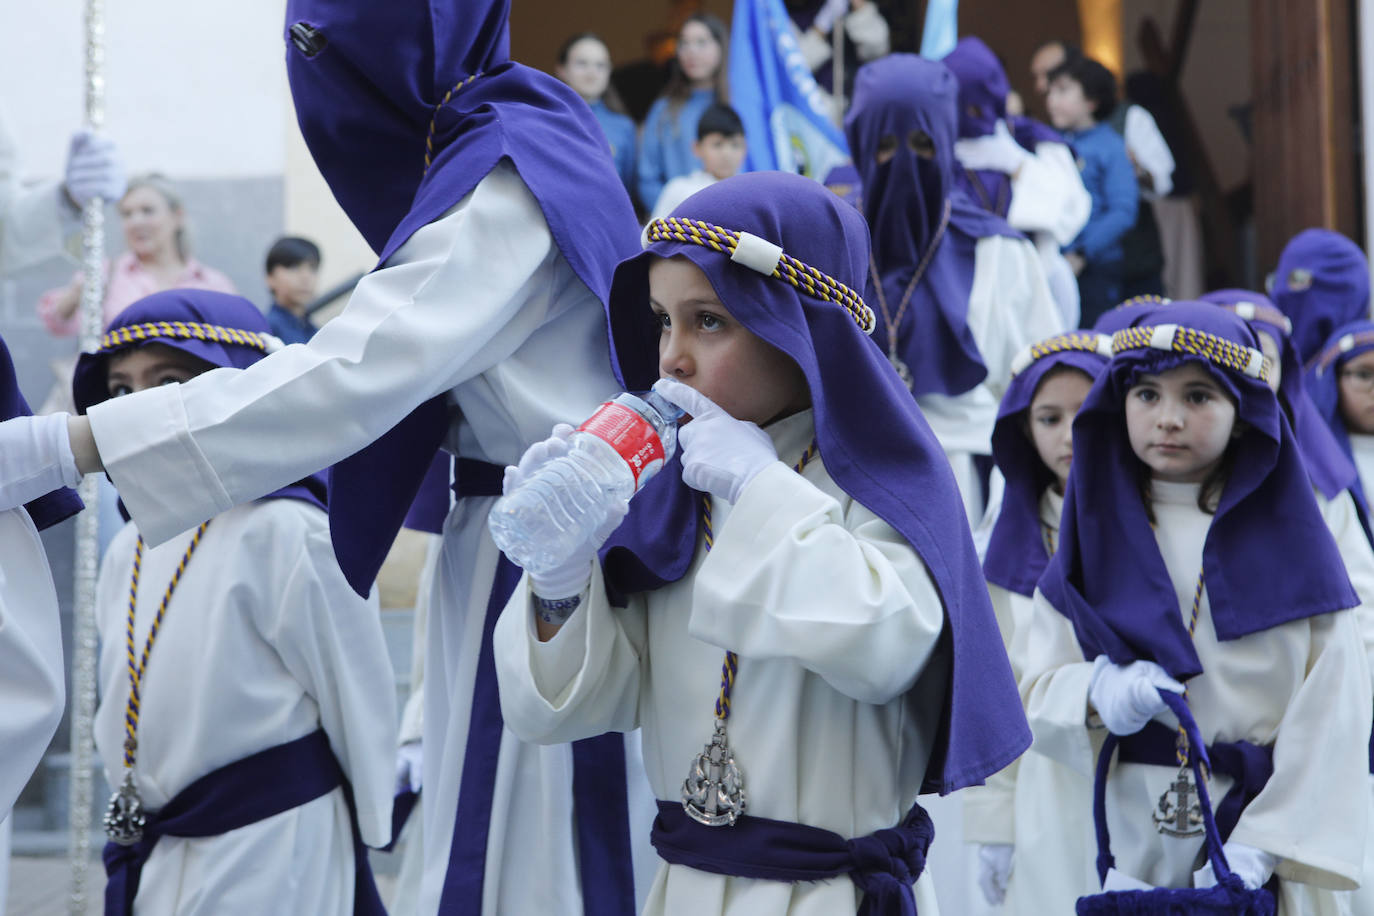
(0, 0, 374, 287)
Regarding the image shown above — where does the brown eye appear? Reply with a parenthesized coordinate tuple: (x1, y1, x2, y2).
(907, 130, 936, 159)
(875, 134, 898, 165)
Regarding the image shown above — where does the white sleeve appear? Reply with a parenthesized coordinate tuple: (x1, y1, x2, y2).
(1006, 141, 1092, 246)
(962, 584, 1020, 844)
(0, 509, 65, 813)
(88, 162, 597, 546)
(1123, 105, 1175, 197)
(1016, 588, 1099, 777)
(257, 507, 399, 849)
(967, 236, 1065, 402)
(844, 2, 891, 61)
(493, 564, 646, 745)
(1322, 490, 1374, 695)
(689, 463, 945, 705)
(1228, 609, 1371, 889)
(0, 113, 74, 273)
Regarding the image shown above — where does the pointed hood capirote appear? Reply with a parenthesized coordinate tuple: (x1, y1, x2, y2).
(983, 333, 1112, 597)
(283, 0, 641, 594)
(1271, 229, 1371, 367)
(602, 171, 1031, 794)
(844, 53, 1020, 398)
(1, 336, 81, 529)
(1199, 288, 1358, 502)
(1039, 303, 1358, 680)
(73, 290, 327, 512)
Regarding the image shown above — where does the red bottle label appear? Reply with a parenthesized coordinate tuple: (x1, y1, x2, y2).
(578, 401, 666, 488)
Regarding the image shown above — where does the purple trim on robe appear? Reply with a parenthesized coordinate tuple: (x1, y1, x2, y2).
(984, 348, 1109, 596)
(1199, 288, 1359, 501)
(402, 451, 452, 534)
(102, 728, 385, 916)
(281, 0, 639, 597)
(652, 799, 933, 915)
(601, 170, 1030, 795)
(1040, 303, 1358, 681)
(846, 54, 1022, 398)
(0, 333, 81, 529)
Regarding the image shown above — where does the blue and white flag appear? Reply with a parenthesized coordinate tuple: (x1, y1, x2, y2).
(729, 0, 850, 180)
(919, 0, 959, 59)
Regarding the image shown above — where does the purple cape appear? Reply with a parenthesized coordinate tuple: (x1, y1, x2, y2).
(284, 0, 640, 594)
(73, 290, 327, 512)
(1272, 229, 1371, 368)
(845, 54, 1021, 399)
(1, 336, 82, 529)
(942, 36, 1013, 218)
(1199, 288, 1358, 501)
(1040, 302, 1358, 680)
(983, 337, 1111, 597)
(601, 171, 1030, 794)
(1308, 319, 1374, 515)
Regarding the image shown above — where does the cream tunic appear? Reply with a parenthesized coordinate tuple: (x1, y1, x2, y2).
(93, 499, 396, 914)
(915, 235, 1065, 525)
(0, 507, 64, 814)
(494, 410, 950, 916)
(83, 162, 654, 915)
(1020, 480, 1372, 914)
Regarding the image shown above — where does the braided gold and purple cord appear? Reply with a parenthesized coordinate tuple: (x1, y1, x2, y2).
(100, 321, 274, 355)
(645, 217, 875, 335)
(1312, 329, 1374, 377)
(122, 522, 209, 767)
(700, 442, 818, 722)
(1111, 324, 1271, 383)
(1176, 569, 1207, 770)
(1010, 331, 1113, 377)
(423, 73, 483, 174)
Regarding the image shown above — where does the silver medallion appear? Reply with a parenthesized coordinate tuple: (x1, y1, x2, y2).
(1151, 763, 1204, 838)
(888, 353, 914, 390)
(681, 720, 746, 827)
(103, 769, 146, 846)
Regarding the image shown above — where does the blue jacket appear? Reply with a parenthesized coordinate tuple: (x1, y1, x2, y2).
(1061, 122, 1138, 264)
(637, 88, 716, 209)
(267, 302, 317, 345)
(590, 100, 637, 204)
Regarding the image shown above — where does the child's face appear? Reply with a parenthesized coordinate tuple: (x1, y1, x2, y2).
(1338, 350, 1374, 435)
(267, 261, 319, 311)
(1045, 75, 1093, 131)
(1255, 329, 1282, 392)
(693, 132, 746, 181)
(1125, 361, 1238, 483)
(106, 343, 213, 398)
(1027, 368, 1093, 492)
(557, 37, 611, 102)
(649, 256, 810, 426)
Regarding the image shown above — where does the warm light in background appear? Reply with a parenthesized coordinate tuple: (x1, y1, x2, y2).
(1078, 0, 1124, 77)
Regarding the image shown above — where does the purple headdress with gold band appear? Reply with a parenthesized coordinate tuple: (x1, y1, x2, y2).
(1040, 302, 1357, 680)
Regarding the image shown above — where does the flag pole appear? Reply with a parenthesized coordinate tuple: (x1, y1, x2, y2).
(831, 13, 845, 126)
(68, 0, 107, 908)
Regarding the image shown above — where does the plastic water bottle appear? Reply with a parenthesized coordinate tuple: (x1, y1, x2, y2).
(488, 389, 685, 575)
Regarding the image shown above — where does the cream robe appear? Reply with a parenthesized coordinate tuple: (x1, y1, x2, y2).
(915, 235, 1065, 525)
(1020, 480, 1372, 915)
(494, 410, 950, 916)
(93, 499, 396, 914)
(1004, 140, 1091, 329)
(83, 162, 654, 916)
(0, 507, 64, 814)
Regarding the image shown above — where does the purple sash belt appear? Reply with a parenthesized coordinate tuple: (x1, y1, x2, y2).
(438, 459, 635, 915)
(1118, 720, 1274, 842)
(651, 799, 934, 916)
(102, 728, 384, 916)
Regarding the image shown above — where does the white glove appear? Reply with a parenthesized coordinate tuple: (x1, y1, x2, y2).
(63, 129, 126, 207)
(1194, 842, 1278, 891)
(502, 423, 627, 599)
(652, 378, 778, 505)
(0, 413, 83, 511)
(976, 843, 1014, 906)
(954, 120, 1030, 176)
(395, 740, 423, 794)
(1088, 655, 1185, 736)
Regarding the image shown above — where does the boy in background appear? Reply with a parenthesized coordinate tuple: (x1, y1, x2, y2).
(648, 103, 747, 223)
(264, 235, 322, 344)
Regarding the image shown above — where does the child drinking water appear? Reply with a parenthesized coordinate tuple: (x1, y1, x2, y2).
(492, 171, 1031, 915)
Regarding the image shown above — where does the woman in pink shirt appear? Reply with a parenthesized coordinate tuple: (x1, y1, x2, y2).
(37, 173, 236, 336)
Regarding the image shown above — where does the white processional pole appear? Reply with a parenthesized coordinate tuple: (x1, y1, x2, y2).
(68, 0, 106, 909)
